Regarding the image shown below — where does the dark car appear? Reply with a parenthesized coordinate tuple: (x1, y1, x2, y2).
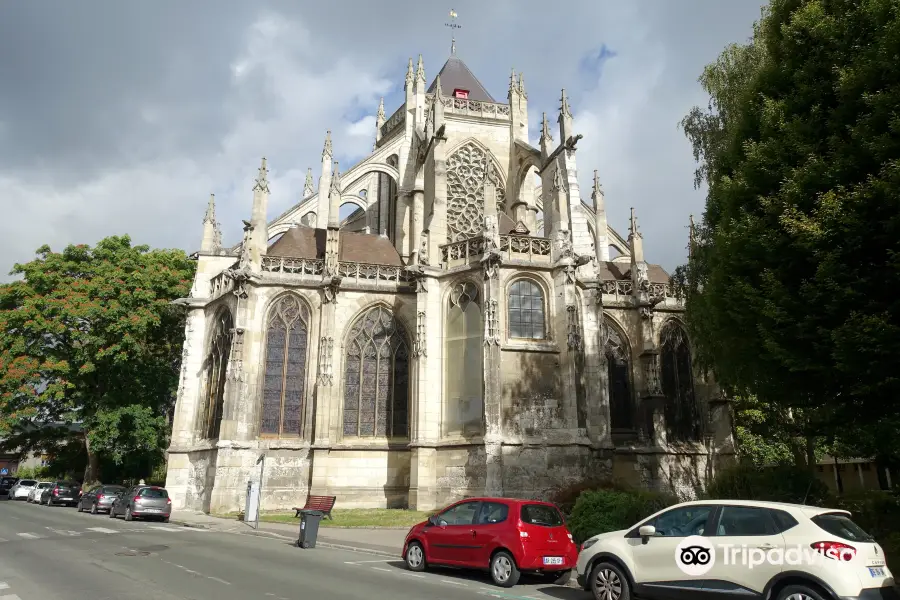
(0, 476, 18, 498)
(78, 484, 126, 514)
(39, 481, 81, 507)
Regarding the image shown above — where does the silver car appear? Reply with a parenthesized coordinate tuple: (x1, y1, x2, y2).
(8, 479, 36, 500)
(109, 485, 171, 522)
(77, 484, 126, 514)
(27, 481, 53, 503)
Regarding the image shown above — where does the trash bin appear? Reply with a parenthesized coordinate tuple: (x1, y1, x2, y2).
(297, 510, 324, 549)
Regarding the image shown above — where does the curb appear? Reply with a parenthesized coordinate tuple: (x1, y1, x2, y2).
(169, 519, 210, 530)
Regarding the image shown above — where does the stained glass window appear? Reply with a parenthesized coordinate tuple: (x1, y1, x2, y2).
(446, 142, 505, 242)
(660, 320, 700, 441)
(508, 279, 545, 340)
(342, 306, 409, 438)
(444, 282, 483, 437)
(261, 295, 310, 436)
(605, 321, 634, 430)
(203, 309, 233, 440)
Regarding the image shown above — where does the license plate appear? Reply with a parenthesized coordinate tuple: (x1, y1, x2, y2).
(143, 508, 160, 512)
(869, 567, 885, 577)
(60, 497, 72, 501)
(543, 557, 563, 566)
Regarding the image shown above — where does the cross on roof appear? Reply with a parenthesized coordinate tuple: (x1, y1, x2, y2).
(445, 9, 461, 55)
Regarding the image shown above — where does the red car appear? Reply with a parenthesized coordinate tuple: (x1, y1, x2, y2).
(402, 496, 578, 587)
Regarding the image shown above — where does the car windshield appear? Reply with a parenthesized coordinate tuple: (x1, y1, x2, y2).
(19, 480, 37, 486)
(521, 504, 564, 527)
(1, 477, 17, 485)
(811, 513, 875, 542)
(37, 482, 52, 488)
(139, 488, 168, 499)
(57, 481, 78, 488)
(102, 486, 125, 493)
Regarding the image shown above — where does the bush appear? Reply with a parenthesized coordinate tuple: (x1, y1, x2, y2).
(550, 478, 634, 516)
(11, 465, 53, 480)
(705, 464, 830, 505)
(567, 488, 677, 544)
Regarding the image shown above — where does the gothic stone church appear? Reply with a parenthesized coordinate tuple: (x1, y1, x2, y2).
(165, 48, 735, 514)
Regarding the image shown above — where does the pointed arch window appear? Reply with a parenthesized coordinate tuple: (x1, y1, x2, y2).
(660, 321, 700, 441)
(203, 309, 234, 440)
(444, 281, 484, 437)
(343, 306, 409, 438)
(508, 279, 545, 340)
(446, 142, 505, 242)
(604, 321, 634, 430)
(261, 295, 310, 436)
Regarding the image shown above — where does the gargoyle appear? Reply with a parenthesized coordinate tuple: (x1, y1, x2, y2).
(565, 134, 584, 152)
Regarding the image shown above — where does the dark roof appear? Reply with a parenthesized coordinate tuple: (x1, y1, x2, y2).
(267, 226, 403, 266)
(427, 55, 497, 103)
(598, 261, 671, 283)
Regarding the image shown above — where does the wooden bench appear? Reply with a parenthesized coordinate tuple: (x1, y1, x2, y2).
(293, 494, 336, 520)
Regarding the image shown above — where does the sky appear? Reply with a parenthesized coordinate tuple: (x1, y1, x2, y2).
(0, 0, 765, 278)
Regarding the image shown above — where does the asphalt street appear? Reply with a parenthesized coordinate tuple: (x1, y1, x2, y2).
(0, 499, 587, 600)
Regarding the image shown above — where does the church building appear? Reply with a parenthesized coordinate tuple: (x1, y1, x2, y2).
(165, 43, 735, 514)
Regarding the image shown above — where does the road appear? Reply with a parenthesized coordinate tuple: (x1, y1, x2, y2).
(0, 499, 587, 600)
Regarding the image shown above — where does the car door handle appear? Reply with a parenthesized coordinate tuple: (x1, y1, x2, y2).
(756, 544, 777, 550)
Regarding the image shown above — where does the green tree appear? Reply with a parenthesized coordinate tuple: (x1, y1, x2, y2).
(679, 0, 900, 464)
(0, 236, 194, 482)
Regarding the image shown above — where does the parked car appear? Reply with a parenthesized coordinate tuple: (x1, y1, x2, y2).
(77, 484, 126, 514)
(38, 481, 81, 507)
(109, 485, 171, 522)
(27, 481, 53, 503)
(402, 497, 578, 587)
(0, 476, 17, 498)
(8, 479, 37, 501)
(574, 499, 898, 600)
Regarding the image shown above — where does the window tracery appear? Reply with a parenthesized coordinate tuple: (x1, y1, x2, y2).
(605, 321, 634, 430)
(261, 295, 310, 436)
(343, 306, 409, 438)
(660, 321, 700, 441)
(446, 142, 505, 242)
(203, 309, 233, 440)
(508, 279, 545, 340)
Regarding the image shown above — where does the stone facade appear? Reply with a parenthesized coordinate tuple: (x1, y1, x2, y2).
(165, 48, 735, 514)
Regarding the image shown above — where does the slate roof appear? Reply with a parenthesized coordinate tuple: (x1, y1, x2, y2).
(267, 226, 404, 266)
(597, 261, 671, 283)
(427, 55, 497, 103)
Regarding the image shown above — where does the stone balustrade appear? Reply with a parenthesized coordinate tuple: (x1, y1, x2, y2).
(440, 234, 552, 269)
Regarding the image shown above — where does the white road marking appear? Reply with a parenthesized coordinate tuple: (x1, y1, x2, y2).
(45, 527, 80, 536)
(441, 579, 467, 586)
(370, 567, 392, 573)
(0, 538, 7, 543)
(0, 583, 8, 590)
(86, 527, 119, 534)
(344, 559, 394, 565)
(16, 533, 41, 539)
(404, 573, 426, 578)
(0, 594, 21, 600)
(206, 576, 231, 585)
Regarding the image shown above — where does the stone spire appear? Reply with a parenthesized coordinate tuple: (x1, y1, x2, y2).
(404, 58, 414, 91)
(688, 214, 696, 260)
(558, 88, 573, 143)
(200, 193, 217, 253)
(518, 73, 526, 98)
(303, 167, 314, 198)
(450, 36, 456, 56)
(592, 170, 610, 262)
(328, 162, 342, 229)
(415, 54, 426, 87)
(628, 207, 644, 263)
(375, 97, 385, 146)
(317, 130, 333, 228)
(248, 157, 270, 269)
(539, 112, 553, 159)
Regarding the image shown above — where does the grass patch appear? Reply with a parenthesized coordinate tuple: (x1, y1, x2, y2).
(214, 508, 431, 528)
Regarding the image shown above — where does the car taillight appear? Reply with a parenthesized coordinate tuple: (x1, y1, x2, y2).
(166, 498, 172, 505)
(97, 494, 104, 500)
(133, 496, 141, 503)
(52, 489, 58, 496)
(811, 541, 856, 561)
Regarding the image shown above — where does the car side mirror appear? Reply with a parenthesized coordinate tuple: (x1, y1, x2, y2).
(639, 525, 656, 543)
(427, 515, 439, 527)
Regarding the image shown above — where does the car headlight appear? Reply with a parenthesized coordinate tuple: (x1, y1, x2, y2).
(581, 538, 598, 552)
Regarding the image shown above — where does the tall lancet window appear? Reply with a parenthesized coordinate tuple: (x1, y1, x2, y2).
(604, 321, 634, 430)
(343, 306, 410, 438)
(508, 279, 546, 340)
(444, 281, 484, 437)
(446, 141, 505, 242)
(660, 320, 700, 441)
(203, 309, 234, 440)
(260, 295, 310, 436)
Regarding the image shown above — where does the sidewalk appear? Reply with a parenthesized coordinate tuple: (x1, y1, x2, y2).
(170, 510, 406, 556)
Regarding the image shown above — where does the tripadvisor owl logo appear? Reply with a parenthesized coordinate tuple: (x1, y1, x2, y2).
(675, 536, 716, 576)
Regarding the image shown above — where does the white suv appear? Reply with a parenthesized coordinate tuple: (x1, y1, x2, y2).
(575, 499, 897, 600)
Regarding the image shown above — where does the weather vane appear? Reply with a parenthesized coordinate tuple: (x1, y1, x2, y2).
(445, 9, 461, 54)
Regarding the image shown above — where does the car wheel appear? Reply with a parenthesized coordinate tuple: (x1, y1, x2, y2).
(776, 584, 828, 600)
(549, 570, 571, 585)
(77, 502, 84, 513)
(404, 541, 426, 572)
(91, 503, 98, 515)
(162, 517, 169, 524)
(109, 507, 116, 518)
(590, 561, 630, 600)
(125, 507, 133, 522)
(490, 550, 521, 588)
